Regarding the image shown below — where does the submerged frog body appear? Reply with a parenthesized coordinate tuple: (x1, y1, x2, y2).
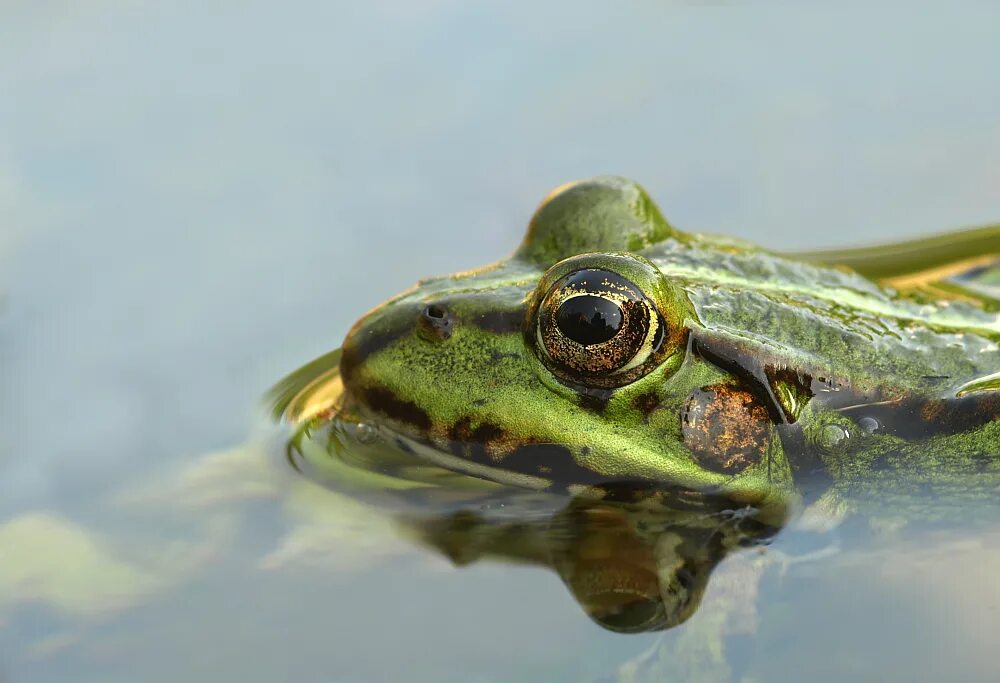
(278, 177, 1000, 518)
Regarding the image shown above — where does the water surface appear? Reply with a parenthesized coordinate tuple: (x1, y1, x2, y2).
(2, 2, 999, 681)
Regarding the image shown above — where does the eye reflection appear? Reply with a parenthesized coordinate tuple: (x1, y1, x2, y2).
(555, 295, 623, 346)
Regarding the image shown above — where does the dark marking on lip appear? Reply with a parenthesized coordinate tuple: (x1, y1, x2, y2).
(501, 443, 609, 485)
(472, 423, 506, 442)
(598, 479, 676, 504)
(448, 417, 507, 464)
(470, 307, 526, 334)
(363, 387, 432, 430)
(448, 416, 471, 444)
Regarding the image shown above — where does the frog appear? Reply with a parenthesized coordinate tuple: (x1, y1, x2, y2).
(266, 177, 999, 681)
(277, 176, 999, 525)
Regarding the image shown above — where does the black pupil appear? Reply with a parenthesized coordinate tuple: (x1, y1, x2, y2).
(555, 295, 623, 346)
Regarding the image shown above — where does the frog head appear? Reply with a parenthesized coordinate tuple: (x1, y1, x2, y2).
(334, 177, 798, 513)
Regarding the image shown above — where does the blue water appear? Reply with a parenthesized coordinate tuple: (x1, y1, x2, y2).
(2, 2, 999, 681)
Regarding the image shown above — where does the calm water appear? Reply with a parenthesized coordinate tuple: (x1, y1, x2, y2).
(2, 2, 999, 681)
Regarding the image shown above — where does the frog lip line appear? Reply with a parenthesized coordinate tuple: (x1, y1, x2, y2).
(336, 389, 743, 507)
(376, 427, 555, 491)
(341, 417, 735, 509)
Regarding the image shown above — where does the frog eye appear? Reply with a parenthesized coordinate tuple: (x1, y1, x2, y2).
(535, 268, 665, 388)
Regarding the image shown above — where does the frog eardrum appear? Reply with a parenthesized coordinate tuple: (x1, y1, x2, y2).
(527, 252, 691, 389)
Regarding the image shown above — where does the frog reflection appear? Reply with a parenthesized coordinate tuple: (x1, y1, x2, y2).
(285, 421, 781, 634)
(408, 495, 778, 633)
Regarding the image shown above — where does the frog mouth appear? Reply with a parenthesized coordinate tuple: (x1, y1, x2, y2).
(266, 347, 788, 517)
(268, 347, 348, 425)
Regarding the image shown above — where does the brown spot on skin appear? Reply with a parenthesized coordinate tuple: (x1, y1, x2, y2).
(682, 384, 772, 474)
(633, 392, 660, 417)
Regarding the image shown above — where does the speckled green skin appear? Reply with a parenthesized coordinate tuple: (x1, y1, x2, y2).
(335, 177, 1000, 517)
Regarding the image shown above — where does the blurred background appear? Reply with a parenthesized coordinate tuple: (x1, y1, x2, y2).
(1, 2, 999, 681)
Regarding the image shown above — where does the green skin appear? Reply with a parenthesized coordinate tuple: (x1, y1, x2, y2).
(328, 177, 999, 521)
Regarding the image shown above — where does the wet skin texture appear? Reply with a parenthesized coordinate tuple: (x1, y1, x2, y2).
(332, 177, 999, 516)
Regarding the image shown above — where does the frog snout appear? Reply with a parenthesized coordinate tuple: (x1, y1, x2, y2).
(339, 301, 418, 386)
(338, 297, 458, 393)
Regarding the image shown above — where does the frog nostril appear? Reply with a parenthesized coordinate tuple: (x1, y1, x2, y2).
(424, 304, 447, 320)
(419, 303, 454, 341)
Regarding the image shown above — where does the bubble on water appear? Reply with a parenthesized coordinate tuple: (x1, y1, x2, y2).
(821, 423, 850, 450)
(354, 422, 379, 444)
(857, 416, 880, 434)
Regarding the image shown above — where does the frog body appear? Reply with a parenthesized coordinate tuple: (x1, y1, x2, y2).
(278, 177, 1000, 517)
